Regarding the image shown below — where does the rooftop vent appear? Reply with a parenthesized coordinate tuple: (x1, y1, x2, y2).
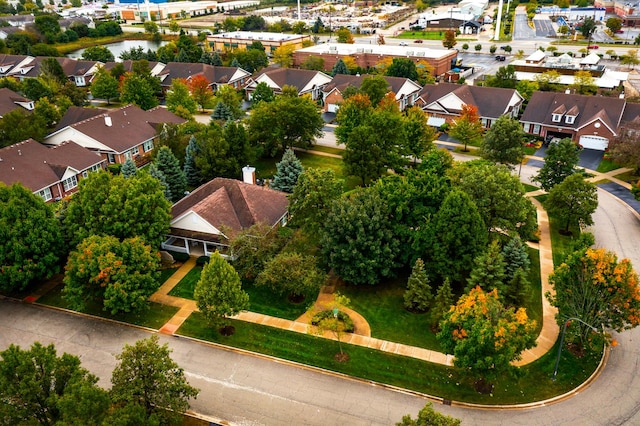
(104, 116, 112, 127)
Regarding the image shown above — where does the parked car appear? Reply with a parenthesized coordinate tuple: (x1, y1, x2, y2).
(615, 29, 625, 34)
(414, 39, 423, 43)
(495, 55, 506, 61)
(587, 44, 599, 49)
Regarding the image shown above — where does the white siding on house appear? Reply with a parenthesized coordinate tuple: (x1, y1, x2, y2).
(172, 211, 222, 235)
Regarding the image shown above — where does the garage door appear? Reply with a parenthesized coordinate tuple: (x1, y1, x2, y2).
(327, 104, 339, 113)
(579, 135, 608, 151)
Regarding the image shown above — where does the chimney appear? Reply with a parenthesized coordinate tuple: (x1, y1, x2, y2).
(620, 92, 625, 99)
(242, 165, 256, 185)
(565, 89, 571, 94)
(104, 116, 112, 127)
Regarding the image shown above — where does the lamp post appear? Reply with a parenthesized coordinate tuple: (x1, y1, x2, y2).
(552, 317, 599, 381)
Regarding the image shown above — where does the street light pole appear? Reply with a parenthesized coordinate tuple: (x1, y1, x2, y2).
(552, 317, 599, 381)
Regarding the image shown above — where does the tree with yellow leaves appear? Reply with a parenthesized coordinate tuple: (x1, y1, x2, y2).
(548, 248, 640, 347)
(437, 286, 537, 393)
(272, 44, 295, 67)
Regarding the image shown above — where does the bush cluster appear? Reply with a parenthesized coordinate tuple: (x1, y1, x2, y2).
(311, 310, 355, 333)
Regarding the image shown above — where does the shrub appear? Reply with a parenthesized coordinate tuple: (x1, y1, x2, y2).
(311, 310, 354, 332)
(107, 164, 122, 175)
(632, 181, 640, 201)
(196, 255, 210, 266)
(167, 251, 190, 263)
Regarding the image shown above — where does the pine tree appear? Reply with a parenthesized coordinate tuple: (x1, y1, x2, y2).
(465, 241, 507, 296)
(211, 52, 223, 66)
(149, 163, 172, 200)
(506, 267, 530, 308)
(183, 136, 201, 187)
(199, 51, 212, 64)
(403, 258, 433, 312)
(121, 158, 137, 178)
(175, 48, 190, 62)
(154, 146, 186, 202)
(431, 278, 454, 329)
(230, 57, 241, 68)
(502, 236, 530, 283)
(331, 59, 349, 76)
(211, 101, 234, 121)
(271, 148, 303, 193)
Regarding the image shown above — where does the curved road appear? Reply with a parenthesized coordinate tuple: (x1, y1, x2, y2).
(1, 170, 640, 425)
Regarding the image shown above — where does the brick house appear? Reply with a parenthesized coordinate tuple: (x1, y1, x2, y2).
(245, 67, 332, 101)
(0, 139, 105, 202)
(155, 62, 252, 93)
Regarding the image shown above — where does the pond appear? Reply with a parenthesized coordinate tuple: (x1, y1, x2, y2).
(67, 39, 168, 61)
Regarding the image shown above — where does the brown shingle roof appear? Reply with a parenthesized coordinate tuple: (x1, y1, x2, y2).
(252, 67, 326, 93)
(419, 83, 519, 118)
(0, 87, 31, 117)
(171, 178, 289, 237)
(55, 104, 186, 153)
(157, 62, 244, 87)
(0, 139, 103, 192)
(521, 92, 625, 132)
(54, 106, 108, 132)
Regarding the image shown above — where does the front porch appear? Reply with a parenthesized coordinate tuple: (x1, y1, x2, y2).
(161, 229, 232, 259)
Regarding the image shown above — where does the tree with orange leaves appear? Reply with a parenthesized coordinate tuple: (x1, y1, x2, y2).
(437, 286, 537, 393)
(448, 104, 483, 152)
(548, 248, 640, 346)
(187, 74, 212, 112)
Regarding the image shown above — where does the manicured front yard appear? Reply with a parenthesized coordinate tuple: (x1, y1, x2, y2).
(177, 312, 603, 404)
(168, 266, 203, 299)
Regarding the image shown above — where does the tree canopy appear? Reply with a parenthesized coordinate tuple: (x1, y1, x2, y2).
(544, 173, 598, 232)
(288, 167, 344, 233)
(479, 115, 525, 168)
(0, 183, 62, 292)
(449, 104, 483, 152)
(533, 138, 580, 191)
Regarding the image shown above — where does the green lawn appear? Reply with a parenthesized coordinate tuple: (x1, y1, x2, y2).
(525, 247, 543, 335)
(535, 194, 583, 266)
(242, 281, 318, 321)
(177, 312, 603, 404)
(610, 170, 640, 184)
(307, 145, 344, 156)
(339, 273, 443, 351)
(168, 266, 203, 299)
(522, 183, 539, 192)
(37, 284, 179, 329)
(397, 31, 446, 40)
(596, 159, 622, 173)
(158, 267, 179, 285)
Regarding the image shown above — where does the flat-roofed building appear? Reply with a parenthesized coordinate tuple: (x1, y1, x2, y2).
(209, 31, 311, 57)
(293, 43, 457, 77)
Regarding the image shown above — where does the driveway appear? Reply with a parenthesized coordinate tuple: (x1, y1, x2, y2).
(533, 145, 603, 170)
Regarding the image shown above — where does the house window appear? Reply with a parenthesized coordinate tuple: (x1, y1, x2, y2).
(552, 114, 562, 123)
(124, 150, 132, 160)
(481, 118, 488, 127)
(143, 140, 154, 152)
(565, 115, 576, 124)
(82, 171, 88, 178)
(62, 176, 78, 192)
(533, 124, 541, 135)
(523, 123, 531, 133)
(37, 187, 52, 202)
(107, 153, 116, 164)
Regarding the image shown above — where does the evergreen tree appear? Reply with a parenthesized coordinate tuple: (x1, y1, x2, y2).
(403, 258, 432, 312)
(502, 236, 530, 283)
(199, 51, 213, 64)
(211, 51, 223, 66)
(271, 148, 304, 193)
(230, 57, 241, 68)
(183, 136, 201, 187)
(431, 278, 454, 329)
(175, 48, 190, 62)
(153, 147, 186, 202)
(312, 17, 324, 33)
(465, 241, 507, 296)
(211, 101, 234, 121)
(121, 158, 137, 178)
(506, 267, 530, 307)
(331, 58, 349, 76)
(149, 163, 172, 200)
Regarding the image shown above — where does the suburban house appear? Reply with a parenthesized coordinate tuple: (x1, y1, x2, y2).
(6, 56, 102, 87)
(156, 62, 251, 92)
(0, 139, 105, 202)
(245, 67, 332, 101)
(0, 88, 33, 117)
(162, 172, 289, 257)
(417, 83, 524, 128)
(102, 60, 166, 78)
(44, 104, 186, 167)
(520, 91, 640, 150)
(0, 54, 36, 78)
(293, 43, 457, 77)
(322, 74, 422, 113)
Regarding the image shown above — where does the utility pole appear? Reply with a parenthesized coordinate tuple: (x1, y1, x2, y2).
(494, 0, 503, 41)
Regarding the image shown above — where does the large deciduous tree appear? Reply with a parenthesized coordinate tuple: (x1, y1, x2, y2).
(321, 189, 400, 285)
(166, 78, 197, 116)
(437, 287, 537, 393)
(449, 104, 483, 152)
(119, 72, 158, 110)
(110, 335, 200, 425)
(544, 173, 598, 233)
(607, 122, 640, 173)
(256, 252, 326, 300)
(533, 138, 580, 191)
(64, 171, 171, 248)
(403, 106, 436, 163)
(63, 235, 160, 314)
(288, 167, 344, 233)
(82, 45, 114, 62)
(450, 161, 537, 239)
(427, 189, 488, 283)
(0, 342, 110, 426)
(359, 75, 389, 106)
(0, 183, 62, 292)
(248, 90, 323, 156)
(397, 402, 461, 426)
(230, 223, 288, 280)
(270, 148, 304, 193)
(188, 74, 213, 112)
(385, 57, 419, 80)
(90, 66, 119, 105)
(250, 81, 275, 106)
(548, 248, 640, 346)
(479, 115, 526, 168)
(194, 252, 250, 329)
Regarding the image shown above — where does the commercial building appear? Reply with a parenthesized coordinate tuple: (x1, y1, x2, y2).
(209, 31, 311, 56)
